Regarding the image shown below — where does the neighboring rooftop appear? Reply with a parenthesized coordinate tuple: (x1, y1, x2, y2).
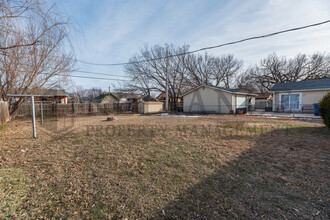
(93, 92, 142, 103)
(182, 84, 257, 96)
(93, 93, 118, 102)
(269, 78, 330, 92)
(256, 92, 271, 99)
(37, 88, 67, 96)
(111, 92, 142, 99)
(207, 85, 256, 94)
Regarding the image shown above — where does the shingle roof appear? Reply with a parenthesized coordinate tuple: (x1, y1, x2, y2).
(111, 92, 142, 99)
(256, 92, 271, 99)
(181, 84, 257, 97)
(39, 89, 66, 96)
(93, 93, 118, 102)
(269, 78, 330, 92)
(206, 85, 253, 94)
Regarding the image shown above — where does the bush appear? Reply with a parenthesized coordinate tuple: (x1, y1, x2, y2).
(319, 92, 330, 128)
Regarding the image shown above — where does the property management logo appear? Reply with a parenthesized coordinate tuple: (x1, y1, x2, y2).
(39, 116, 76, 138)
(84, 124, 289, 139)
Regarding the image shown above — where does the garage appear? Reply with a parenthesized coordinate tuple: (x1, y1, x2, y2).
(182, 85, 256, 114)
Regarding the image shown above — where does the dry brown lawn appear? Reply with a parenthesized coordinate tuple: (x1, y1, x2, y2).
(0, 114, 329, 219)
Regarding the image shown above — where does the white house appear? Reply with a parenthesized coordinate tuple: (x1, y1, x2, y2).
(270, 78, 330, 112)
(182, 85, 256, 114)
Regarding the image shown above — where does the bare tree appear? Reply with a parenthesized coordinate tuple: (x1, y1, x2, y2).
(124, 44, 243, 107)
(68, 85, 87, 102)
(124, 44, 190, 107)
(213, 54, 243, 88)
(67, 85, 104, 102)
(0, 0, 58, 50)
(234, 68, 266, 93)
(86, 87, 103, 101)
(0, 0, 75, 115)
(252, 53, 330, 90)
(183, 53, 214, 86)
(183, 53, 242, 88)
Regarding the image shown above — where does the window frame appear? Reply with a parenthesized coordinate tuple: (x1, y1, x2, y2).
(279, 92, 302, 111)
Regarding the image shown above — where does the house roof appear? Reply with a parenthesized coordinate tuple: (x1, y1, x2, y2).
(156, 92, 165, 100)
(269, 78, 330, 92)
(93, 93, 119, 102)
(156, 92, 180, 101)
(111, 92, 142, 99)
(181, 84, 257, 97)
(256, 92, 271, 99)
(39, 88, 67, 96)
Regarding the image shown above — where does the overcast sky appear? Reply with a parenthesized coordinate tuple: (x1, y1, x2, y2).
(53, 0, 330, 90)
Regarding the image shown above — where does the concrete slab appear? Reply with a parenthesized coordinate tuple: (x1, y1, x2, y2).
(250, 111, 321, 119)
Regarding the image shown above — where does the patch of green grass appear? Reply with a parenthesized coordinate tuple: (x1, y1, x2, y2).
(222, 122, 271, 133)
(0, 167, 30, 218)
(247, 121, 310, 129)
(248, 121, 282, 125)
(0, 124, 6, 131)
(222, 121, 312, 134)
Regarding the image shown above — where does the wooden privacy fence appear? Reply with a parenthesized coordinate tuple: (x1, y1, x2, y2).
(0, 101, 10, 125)
(16, 102, 138, 117)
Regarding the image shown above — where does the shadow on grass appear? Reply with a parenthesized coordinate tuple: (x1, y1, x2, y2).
(152, 126, 330, 219)
(8, 124, 329, 219)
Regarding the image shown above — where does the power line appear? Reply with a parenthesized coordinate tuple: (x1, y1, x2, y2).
(68, 75, 130, 81)
(41, 73, 130, 81)
(76, 19, 330, 66)
(75, 70, 129, 78)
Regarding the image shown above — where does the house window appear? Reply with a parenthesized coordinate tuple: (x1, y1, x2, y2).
(290, 94, 300, 110)
(281, 95, 290, 110)
(280, 94, 300, 110)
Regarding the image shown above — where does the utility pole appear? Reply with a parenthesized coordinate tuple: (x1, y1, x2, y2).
(108, 86, 111, 93)
(165, 49, 169, 113)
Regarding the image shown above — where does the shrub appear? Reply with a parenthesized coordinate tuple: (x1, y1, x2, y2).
(319, 92, 330, 128)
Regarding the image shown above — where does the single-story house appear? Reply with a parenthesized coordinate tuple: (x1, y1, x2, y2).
(269, 78, 330, 112)
(35, 89, 68, 104)
(93, 92, 142, 104)
(182, 85, 257, 114)
(112, 93, 142, 104)
(93, 93, 119, 104)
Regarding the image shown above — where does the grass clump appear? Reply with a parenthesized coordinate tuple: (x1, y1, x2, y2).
(0, 167, 30, 218)
(0, 124, 6, 131)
